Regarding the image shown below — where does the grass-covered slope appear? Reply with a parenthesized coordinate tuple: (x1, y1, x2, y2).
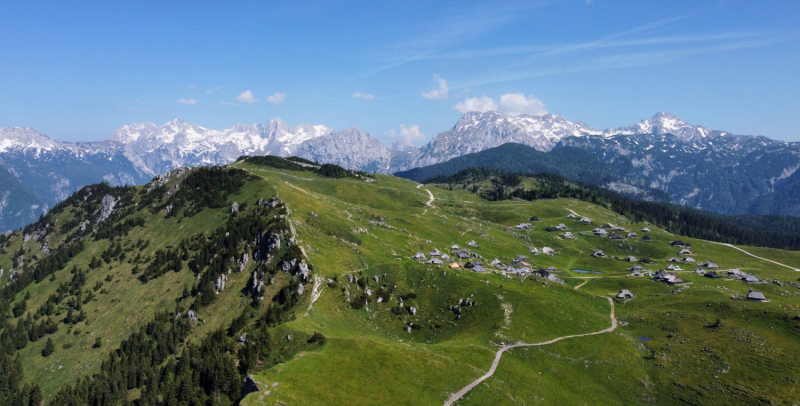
(1, 156, 799, 405)
(427, 167, 800, 251)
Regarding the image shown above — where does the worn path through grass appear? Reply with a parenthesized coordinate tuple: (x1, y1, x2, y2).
(708, 241, 800, 271)
(443, 297, 618, 406)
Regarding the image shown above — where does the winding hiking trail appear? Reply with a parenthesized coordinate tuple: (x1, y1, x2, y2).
(574, 279, 590, 290)
(443, 297, 617, 406)
(708, 241, 800, 271)
(418, 184, 436, 214)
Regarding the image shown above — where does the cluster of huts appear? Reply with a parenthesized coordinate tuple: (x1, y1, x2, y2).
(697, 268, 761, 284)
(411, 238, 562, 283)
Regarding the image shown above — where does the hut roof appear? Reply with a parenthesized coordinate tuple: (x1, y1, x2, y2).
(616, 289, 634, 299)
(670, 240, 692, 248)
(743, 275, 760, 283)
(747, 289, 766, 301)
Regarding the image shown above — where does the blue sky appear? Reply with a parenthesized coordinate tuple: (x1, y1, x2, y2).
(1, 0, 798, 144)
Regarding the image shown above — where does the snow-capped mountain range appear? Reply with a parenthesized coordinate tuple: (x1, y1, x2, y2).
(0, 111, 798, 231)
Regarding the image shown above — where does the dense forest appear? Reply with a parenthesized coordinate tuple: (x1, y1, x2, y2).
(430, 167, 800, 250)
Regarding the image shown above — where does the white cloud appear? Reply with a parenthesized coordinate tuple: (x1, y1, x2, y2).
(178, 98, 196, 105)
(452, 93, 547, 116)
(187, 84, 197, 89)
(399, 124, 425, 141)
(453, 96, 498, 113)
(421, 74, 449, 100)
(236, 90, 258, 103)
(352, 92, 375, 101)
(498, 93, 547, 116)
(266, 92, 286, 105)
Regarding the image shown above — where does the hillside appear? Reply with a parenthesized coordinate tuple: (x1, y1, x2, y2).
(1, 157, 799, 405)
(393, 144, 619, 187)
(423, 167, 800, 250)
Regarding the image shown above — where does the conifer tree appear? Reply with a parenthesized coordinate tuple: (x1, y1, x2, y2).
(41, 338, 54, 357)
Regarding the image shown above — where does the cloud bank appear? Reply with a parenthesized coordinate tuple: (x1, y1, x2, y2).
(236, 90, 257, 103)
(453, 93, 547, 116)
(267, 92, 286, 105)
(422, 74, 449, 100)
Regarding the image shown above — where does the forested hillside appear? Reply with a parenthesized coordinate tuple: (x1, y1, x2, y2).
(0, 163, 315, 405)
(394, 144, 617, 186)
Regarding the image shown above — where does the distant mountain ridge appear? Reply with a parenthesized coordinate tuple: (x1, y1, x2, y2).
(1, 111, 799, 231)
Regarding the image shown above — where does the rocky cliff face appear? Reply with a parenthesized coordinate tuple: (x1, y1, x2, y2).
(294, 127, 392, 173)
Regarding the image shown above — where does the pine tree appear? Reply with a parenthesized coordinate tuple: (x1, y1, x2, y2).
(28, 384, 42, 406)
(41, 338, 54, 357)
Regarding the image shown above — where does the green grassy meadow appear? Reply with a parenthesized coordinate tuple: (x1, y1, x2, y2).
(3, 161, 800, 405)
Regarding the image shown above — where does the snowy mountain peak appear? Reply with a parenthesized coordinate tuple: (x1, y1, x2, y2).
(0, 127, 60, 153)
(626, 112, 714, 141)
(454, 110, 504, 129)
(107, 122, 159, 143)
